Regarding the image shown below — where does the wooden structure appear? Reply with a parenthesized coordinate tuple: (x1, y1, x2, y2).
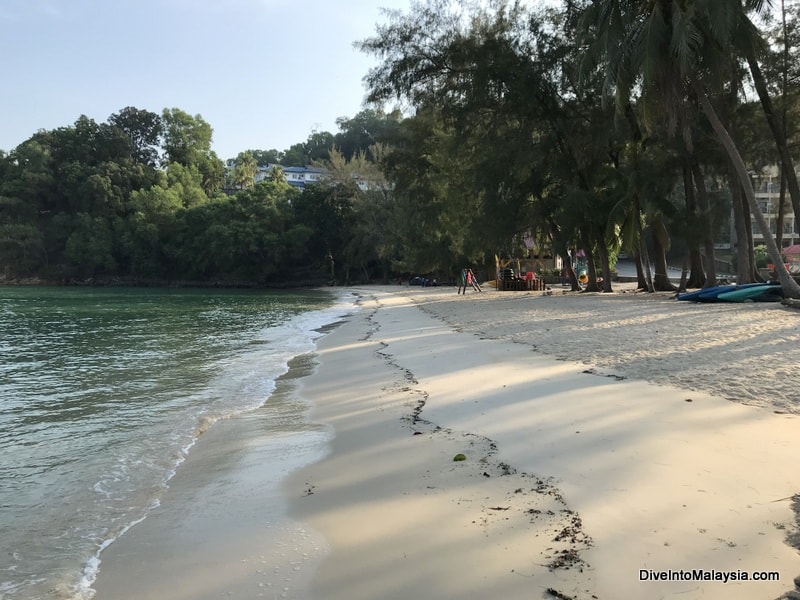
(496, 257, 547, 291)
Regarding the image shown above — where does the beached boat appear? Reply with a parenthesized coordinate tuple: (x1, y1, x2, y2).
(678, 282, 781, 303)
(716, 283, 783, 302)
(678, 284, 741, 302)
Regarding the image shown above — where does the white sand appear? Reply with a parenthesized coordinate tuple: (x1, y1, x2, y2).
(408, 284, 799, 413)
(287, 286, 800, 599)
(93, 284, 800, 600)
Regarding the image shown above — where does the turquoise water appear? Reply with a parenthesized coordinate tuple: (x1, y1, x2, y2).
(0, 287, 355, 599)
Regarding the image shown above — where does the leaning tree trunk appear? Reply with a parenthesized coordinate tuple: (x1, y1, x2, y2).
(746, 51, 800, 226)
(694, 81, 800, 298)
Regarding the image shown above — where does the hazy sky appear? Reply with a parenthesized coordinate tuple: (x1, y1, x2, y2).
(0, 0, 416, 160)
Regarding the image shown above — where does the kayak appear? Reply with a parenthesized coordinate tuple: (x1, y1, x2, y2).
(678, 284, 739, 302)
(678, 282, 780, 302)
(716, 284, 784, 303)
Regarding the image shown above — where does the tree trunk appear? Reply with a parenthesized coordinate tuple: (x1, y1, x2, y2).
(682, 162, 706, 288)
(633, 194, 654, 291)
(729, 169, 754, 283)
(744, 197, 760, 281)
(678, 252, 689, 293)
(596, 236, 614, 292)
(689, 159, 717, 287)
(652, 215, 676, 291)
(777, 173, 787, 248)
(746, 51, 800, 227)
(624, 103, 653, 293)
(633, 249, 649, 290)
(638, 236, 655, 293)
(564, 258, 579, 291)
(582, 232, 602, 293)
(548, 219, 580, 291)
(688, 248, 705, 287)
(693, 80, 800, 298)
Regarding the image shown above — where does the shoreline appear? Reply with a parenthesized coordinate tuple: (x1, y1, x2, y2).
(93, 285, 800, 599)
(284, 291, 596, 599)
(90, 353, 332, 600)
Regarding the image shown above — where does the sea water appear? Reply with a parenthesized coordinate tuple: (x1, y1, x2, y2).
(0, 286, 356, 600)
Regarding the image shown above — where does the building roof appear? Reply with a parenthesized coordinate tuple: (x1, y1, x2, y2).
(281, 165, 326, 174)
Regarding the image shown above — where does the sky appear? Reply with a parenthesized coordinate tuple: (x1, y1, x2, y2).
(0, 0, 416, 161)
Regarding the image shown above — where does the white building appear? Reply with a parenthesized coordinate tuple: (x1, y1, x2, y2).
(226, 161, 389, 193)
(751, 165, 799, 248)
(254, 164, 327, 189)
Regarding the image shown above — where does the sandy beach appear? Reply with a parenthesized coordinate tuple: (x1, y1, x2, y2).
(93, 284, 800, 600)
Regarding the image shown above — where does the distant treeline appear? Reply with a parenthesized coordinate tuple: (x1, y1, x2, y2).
(0, 107, 402, 286)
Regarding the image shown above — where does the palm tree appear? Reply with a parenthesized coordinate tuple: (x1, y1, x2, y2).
(580, 0, 800, 298)
(267, 165, 286, 184)
(231, 151, 257, 190)
(737, 3, 800, 234)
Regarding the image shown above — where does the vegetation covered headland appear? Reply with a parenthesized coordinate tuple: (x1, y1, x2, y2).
(1, 0, 799, 298)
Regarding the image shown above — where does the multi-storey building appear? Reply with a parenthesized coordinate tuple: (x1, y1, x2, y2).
(254, 164, 327, 189)
(751, 165, 799, 248)
(250, 164, 383, 192)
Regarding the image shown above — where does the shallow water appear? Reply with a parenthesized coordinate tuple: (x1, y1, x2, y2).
(0, 286, 355, 599)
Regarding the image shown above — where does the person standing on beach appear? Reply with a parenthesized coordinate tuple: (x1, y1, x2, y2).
(457, 268, 468, 294)
(468, 268, 482, 292)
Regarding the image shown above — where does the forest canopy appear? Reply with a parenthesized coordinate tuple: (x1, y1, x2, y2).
(0, 107, 403, 286)
(2, 0, 800, 298)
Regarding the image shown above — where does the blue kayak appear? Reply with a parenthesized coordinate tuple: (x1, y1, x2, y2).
(678, 284, 739, 302)
(678, 282, 780, 302)
(717, 284, 784, 303)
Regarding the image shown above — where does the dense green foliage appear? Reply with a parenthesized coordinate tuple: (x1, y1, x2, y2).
(356, 0, 800, 296)
(3, 1, 800, 296)
(0, 108, 403, 285)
